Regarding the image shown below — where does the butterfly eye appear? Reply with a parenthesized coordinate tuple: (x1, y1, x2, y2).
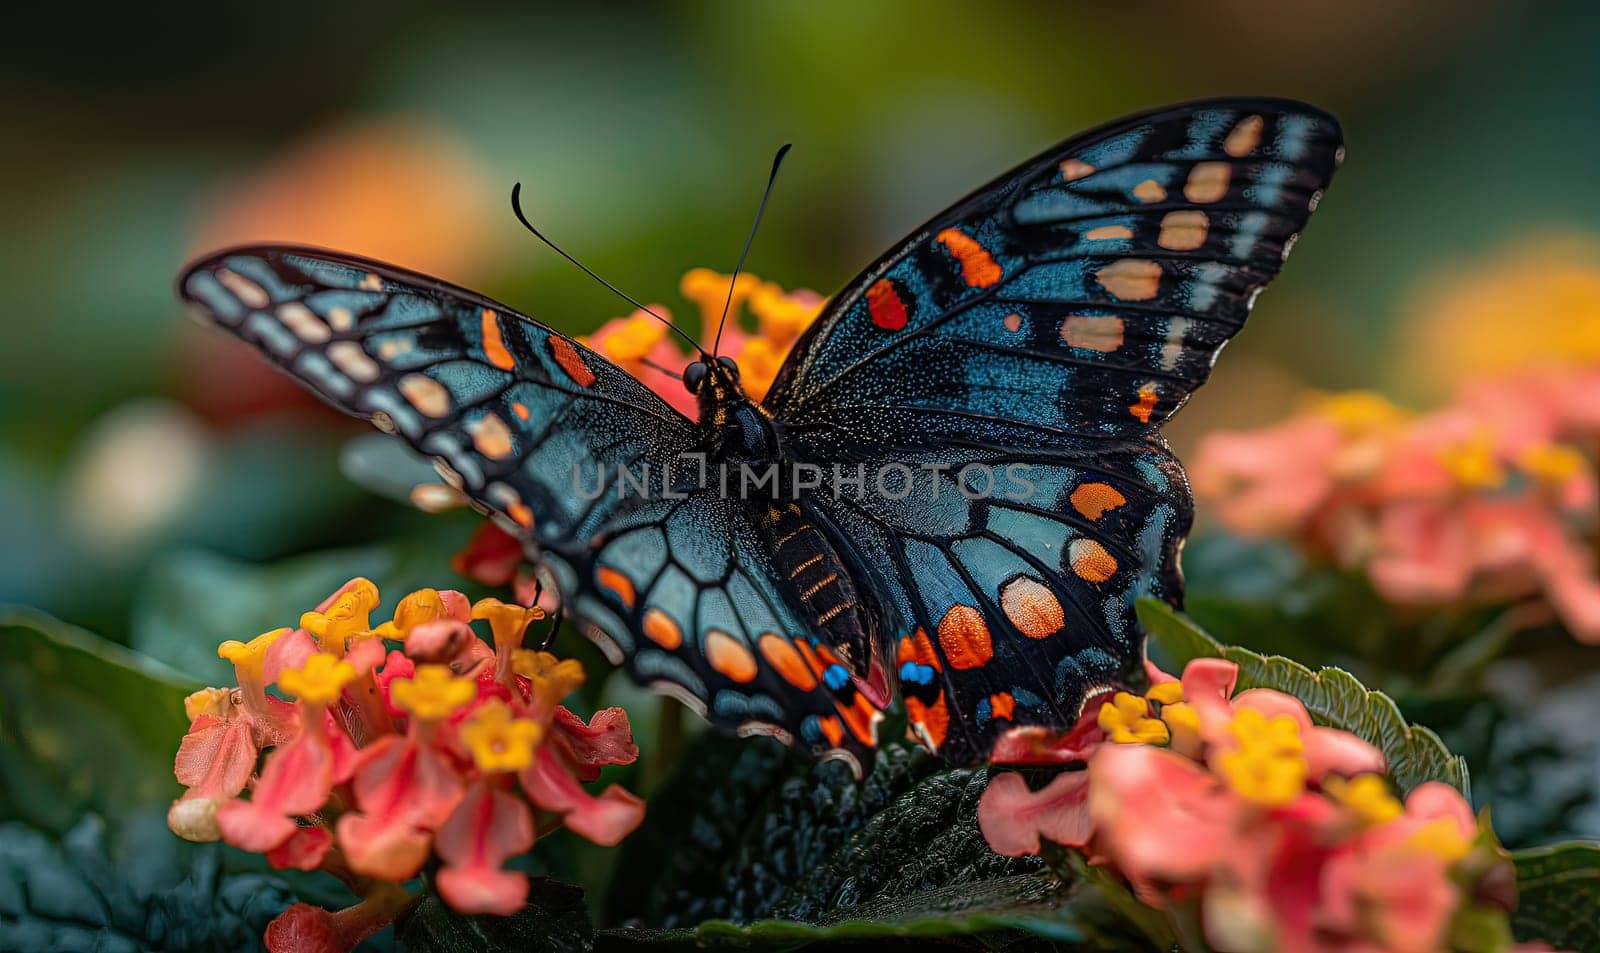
(716, 356, 740, 380)
(683, 361, 709, 393)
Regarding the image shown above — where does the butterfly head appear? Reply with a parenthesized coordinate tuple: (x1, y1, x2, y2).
(684, 355, 781, 456)
(683, 354, 743, 403)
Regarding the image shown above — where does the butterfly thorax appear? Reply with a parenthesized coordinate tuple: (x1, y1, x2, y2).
(689, 358, 883, 693)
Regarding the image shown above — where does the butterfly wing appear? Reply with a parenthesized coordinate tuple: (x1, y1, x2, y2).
(764, 99, 1342, 762)
(179, 247, 881, 767)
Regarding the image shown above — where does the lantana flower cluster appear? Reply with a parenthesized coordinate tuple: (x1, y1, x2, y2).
(979, 660, 1529, 953)
(1191, 382, 1600, 642)
(167, 578, 644, 951)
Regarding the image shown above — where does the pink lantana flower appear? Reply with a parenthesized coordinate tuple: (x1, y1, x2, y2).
(167, 580, 646, 953)
(215, 652, 357, 854)
(1192, 385, 1600, 643)
(978, 658, 1524, 953)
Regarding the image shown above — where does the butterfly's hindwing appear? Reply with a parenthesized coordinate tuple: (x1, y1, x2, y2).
(803, 442, 1187, 763)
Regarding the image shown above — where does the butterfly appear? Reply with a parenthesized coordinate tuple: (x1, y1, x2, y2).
(180, 98, 1342, 774)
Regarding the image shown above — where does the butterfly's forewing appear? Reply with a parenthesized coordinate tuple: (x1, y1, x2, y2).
(765, 99, 1342, 762)
(180, 248, 881, 768)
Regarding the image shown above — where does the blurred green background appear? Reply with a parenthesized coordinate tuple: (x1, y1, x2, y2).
(4, 0, 1600, 666)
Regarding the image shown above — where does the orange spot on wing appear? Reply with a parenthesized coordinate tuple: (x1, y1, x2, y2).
(1158, 210, 1209, 251)
(595, 566, 636, 609)
(793, 639, 825, 674)
(1059, 159, 1095, 182)
(937, 605, 993, 670)
(481, 309, 515, 370)
(837, 692, 880, 745)
(1086, 225, 1134, 240)
(1129, 382, 1159, 423)
(471, 412, 514, 460)
(1069, 538, 1118, 583)
(866, 279, 908, 331)
(507, 502, 534, 530)
(1070, 482, 1127, 520)
(706, 629, 758, 683)
(512, 402, 531, 421)
(1225, 115, 1264, 157)
(906, 693, 948, 750)
(936, 228, 1003, 288)
(399, 374, 450, 417)
(1003, 312, 1023, 333)
(1132, 179, 1166, 203)
(642, 608, 682, 649)
(1061, 315, 1125, 352)
(817, 714, 844, 747)
(1185, 162, 1231, 203)
(549, 336, 597, 387)
(989, 691, 1016, 721)
(1096, 260, 1161, 301)
(759, 634, 818, 691)
(896, 628, 942, 672)
(999, 576, 1063, 639)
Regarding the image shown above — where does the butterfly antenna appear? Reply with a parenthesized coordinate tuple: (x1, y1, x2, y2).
(510, 183, 706, 357)
(712, 143, 792, 357)
(637, 355, 682, 377)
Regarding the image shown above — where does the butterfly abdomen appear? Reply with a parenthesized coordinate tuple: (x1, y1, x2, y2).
(765, 502, 876, 680)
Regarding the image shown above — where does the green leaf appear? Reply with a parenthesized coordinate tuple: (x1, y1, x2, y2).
(605, 871, 1144, 951)
(599, 734, 1140, 951)
(0, 607, 196, 832)
(1511, 841, 1600, 953)
(1137, 598, 1470, 797)
(399, 877, 593, 953)
(0, 813, 294, 952)
(609, 735, 1036, 926)
(130, 542, 465, 685)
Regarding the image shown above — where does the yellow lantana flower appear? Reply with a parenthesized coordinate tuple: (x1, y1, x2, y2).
(680, 269, 760, 338)
(1436, 431, 1507, 490)
(748, 281, 822, 344)
(371, 587, 450, 641)
(278, 652, 358, 706)
(390, 664, 476, 721)
(1519, 442, 1588, 488)
(1216, 707, 1307, 807)
(299, 578, 380, 655)
(460, 699, 543, 773)
(472, 597, 546, 652)
(217, 628, 289, 685)
(512, 649, 586, 704)
(1324, 773, 1404, 827)
(1098, 691, 1170, 745)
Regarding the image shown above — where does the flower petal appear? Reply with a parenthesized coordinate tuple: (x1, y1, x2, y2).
(216, 729, 334, 853)
(266, 825, 333, 871)
(435, 783, 534, 915)
(520, 746, 644, 846)
(337, 735, 464, 879)
(977, 770, 1090, 856)
(551, 706, 639, 770)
